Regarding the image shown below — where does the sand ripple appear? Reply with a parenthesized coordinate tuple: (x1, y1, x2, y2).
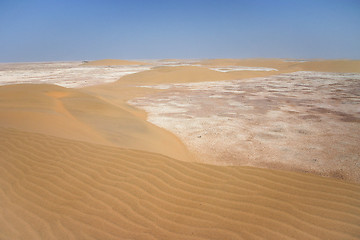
(1, 127, 359, 239)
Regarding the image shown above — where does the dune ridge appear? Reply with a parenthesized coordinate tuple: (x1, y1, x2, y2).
(0, 84, 193, 162)
(1, 127, 360, 240)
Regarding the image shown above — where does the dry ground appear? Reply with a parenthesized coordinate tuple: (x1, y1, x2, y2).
(130, 71, 360, 182)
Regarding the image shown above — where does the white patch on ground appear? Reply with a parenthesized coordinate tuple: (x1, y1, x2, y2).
(130, 71, 360, 182)
(138, 84, 173, 90)
(0, 62, 152, 88)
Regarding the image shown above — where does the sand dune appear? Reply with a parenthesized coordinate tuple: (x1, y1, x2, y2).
(198, 58, 297, 70)
(0, 84, 193, 162)
(113, 66, 287, 86)
(82, 65, 287, 111)
(1, 127, 359, 240)
(1, 60, 360, 239)
(83, 59, 147, 66)
(298, 60, 360, 73)
(198, 58, 360, 73)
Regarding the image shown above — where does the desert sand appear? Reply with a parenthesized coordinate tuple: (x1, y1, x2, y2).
(1, 59, 360, 239)
(1, 127, 360, 239)
(198, 58, 360, 73)
(0, 83, 193, 162)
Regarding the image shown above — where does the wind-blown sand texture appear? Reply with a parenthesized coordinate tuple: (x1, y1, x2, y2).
(1, 127, 360, 240)
(1, 58, 360, 239)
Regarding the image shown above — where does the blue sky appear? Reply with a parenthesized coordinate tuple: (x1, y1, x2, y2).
(0, 0, 359, 62)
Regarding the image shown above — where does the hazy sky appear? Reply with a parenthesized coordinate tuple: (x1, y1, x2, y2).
(0, 0, 359, 62)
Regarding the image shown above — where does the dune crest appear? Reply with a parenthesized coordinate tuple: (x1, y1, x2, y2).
(0, 84, 193, 162)
(1, 127, 359, 240)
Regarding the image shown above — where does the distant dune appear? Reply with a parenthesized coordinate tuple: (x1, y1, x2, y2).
(198, 58, 360, 73)
(83, 65, 289, 111)
(198, 58, 295, 69)
(299, 60, 360, 73)
(82, 58, 360, 73)
(114, 66, 286, 86)
(1, 127, 359, 240)
(83, 59, 147, 66)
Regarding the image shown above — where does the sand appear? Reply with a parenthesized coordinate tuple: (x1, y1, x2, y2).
(298, 60, 360, 73)
(1, 127, 360, 239)
(198, 58, 360, 73)
(83, 59, 147, 66)
(1, 58, 360, 239)
(115, 65, 288, 85)
(0, 83, 193, 162)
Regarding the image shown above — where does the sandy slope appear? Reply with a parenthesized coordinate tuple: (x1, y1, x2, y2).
(1, 127, 359, 240)
(0, 84, 193, 162)
(83, 59, 147, 66)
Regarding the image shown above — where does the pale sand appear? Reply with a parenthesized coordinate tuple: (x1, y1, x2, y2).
(1, 59, 360, 239)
